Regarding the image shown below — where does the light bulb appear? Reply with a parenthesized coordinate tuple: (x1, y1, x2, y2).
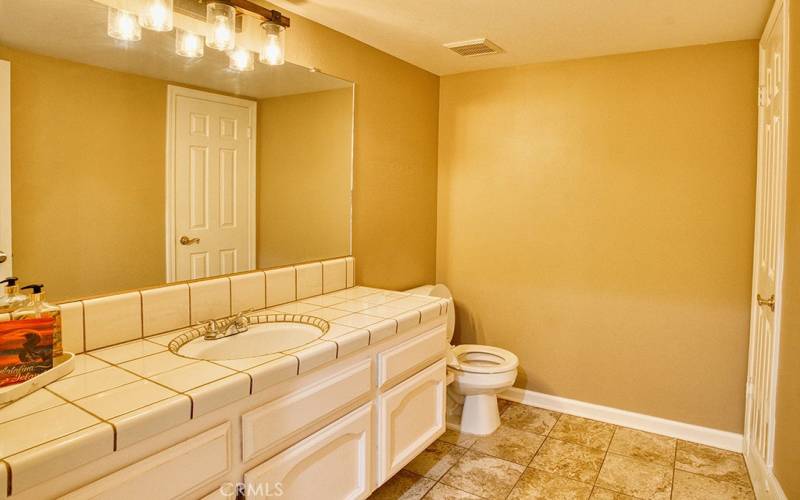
(228, 48, 254, 72)
(206, 3, 236, 51)
(176, 29, 204, 58)
(259, 22, 285, 66)
(108, 8, 141, 42)
(139, 0, 173, 32)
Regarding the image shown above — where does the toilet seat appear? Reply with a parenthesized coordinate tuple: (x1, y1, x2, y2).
(448, 344, 518, 374)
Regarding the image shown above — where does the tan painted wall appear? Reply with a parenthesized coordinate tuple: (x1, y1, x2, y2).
(257, 88, 352, 267)
(773, 2, 800, 496)
(437, 41, 758, 432)
(2, 45, 167, 301)
(259, 0, 439, 290)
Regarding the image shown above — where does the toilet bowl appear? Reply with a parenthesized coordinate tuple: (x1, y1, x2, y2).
(406, 284, 518, 436)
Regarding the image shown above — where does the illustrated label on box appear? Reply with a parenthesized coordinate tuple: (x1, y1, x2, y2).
(0, 318, 55, 387)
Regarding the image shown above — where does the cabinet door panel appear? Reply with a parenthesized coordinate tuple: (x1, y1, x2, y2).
(244, 404, 372, 500)
(377, 359, 446, 484)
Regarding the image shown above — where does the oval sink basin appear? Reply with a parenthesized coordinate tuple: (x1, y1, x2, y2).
(178, 322, 324, 361)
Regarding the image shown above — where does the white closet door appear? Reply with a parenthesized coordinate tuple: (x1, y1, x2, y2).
(744, 0, 788, 494)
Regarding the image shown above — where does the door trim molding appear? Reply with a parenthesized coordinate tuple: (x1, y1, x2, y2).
(0, 60, 11, 276)
(500, 387, 743, 452)
(746, 444, 789, 500)
(165, 85, 257, 282)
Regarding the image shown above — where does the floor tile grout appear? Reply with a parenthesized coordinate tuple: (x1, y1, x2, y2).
(377, 401, 754, 500)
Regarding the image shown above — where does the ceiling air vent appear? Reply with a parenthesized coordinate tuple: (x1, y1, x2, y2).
(444, 38, 502, 57)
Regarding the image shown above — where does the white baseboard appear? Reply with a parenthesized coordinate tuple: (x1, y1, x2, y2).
(745, 446, 788, 500)
(500, 387, 743, 453)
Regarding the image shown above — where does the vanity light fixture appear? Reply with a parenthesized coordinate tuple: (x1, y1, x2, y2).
(258, 10, 289, 66)
(139, 0, 174, 32)
(228, 47, 254, 71)
(175, 29, 204, 58)
(206, 2, 237, 51)
(107, 8, 142, 42)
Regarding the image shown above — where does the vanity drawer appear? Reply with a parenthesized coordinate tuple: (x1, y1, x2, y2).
(242, 359, 372, 462)
(377, 359, 446, 484)
(63, 423, 231, 500)
(377, 325, 446, 388)
(243, 404, 372, 500)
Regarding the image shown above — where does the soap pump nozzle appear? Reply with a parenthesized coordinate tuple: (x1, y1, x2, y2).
(0, 277, 19, 289)
(21, 284, 46, 302)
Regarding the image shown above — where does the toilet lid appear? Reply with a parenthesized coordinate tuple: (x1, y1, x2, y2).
(448, 344, 519, 374)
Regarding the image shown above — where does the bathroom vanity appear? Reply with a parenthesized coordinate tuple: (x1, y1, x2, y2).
(0, 262, 450, 499)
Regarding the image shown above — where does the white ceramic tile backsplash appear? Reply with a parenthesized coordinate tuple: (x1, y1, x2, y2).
(59, 301, 84, 353)
(189, 278, 231, 323)
(322, 258, 347, 294)
(48, 258, 354, 354)
(230, 271, 266, 313)
(141, 284, 190, 336)
(265, 267, 296, 306)
(83, 292, 142, 350)
(295, 262, 323, 299)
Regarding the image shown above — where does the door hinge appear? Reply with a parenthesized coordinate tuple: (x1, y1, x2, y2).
(758, 85, 768, 107)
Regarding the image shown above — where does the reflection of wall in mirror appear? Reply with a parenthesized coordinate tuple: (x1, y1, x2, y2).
(257, 88, 352, 268)
(0, 45, 352, 301)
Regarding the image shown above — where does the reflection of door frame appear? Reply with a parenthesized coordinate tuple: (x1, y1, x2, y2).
(165, 85, 257, 283)
(0, 60, 11, 277)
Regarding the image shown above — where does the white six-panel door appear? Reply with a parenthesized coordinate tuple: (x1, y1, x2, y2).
(744, 0, 788, 496)
(166, 86, 256, 282)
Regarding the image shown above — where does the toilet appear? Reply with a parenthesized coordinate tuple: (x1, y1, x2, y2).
(407, 284, 518, 435)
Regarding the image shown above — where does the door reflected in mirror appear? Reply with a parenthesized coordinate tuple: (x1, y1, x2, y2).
(0, 0, 354, 301)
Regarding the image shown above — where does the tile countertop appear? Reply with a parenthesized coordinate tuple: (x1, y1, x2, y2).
(0, 286, 450, 496)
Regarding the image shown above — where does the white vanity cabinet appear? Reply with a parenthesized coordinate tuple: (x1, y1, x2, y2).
(243, 404, 373, 500)
(26, 319, 447, 500)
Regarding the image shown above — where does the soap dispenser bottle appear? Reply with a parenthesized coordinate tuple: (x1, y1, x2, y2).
(0, 277, 29, 313)
(11, 284, 62, 357)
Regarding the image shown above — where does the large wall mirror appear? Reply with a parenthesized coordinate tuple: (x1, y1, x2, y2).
(0, 0, 354, 302)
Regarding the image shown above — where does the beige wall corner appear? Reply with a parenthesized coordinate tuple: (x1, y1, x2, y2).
(437, 40, 759, 432)
(258, 1, 440, 291)
(773, 2, 800, 497)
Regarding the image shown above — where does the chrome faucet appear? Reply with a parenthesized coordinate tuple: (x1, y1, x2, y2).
(203, 310, 251, 340)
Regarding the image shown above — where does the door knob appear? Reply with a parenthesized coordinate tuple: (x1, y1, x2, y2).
(180, 236, 200, 246)
(0, 251, 6, 263)
(757, 293, 775, 312)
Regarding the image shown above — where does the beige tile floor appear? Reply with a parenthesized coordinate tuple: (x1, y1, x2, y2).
(370, 400, 754, 500)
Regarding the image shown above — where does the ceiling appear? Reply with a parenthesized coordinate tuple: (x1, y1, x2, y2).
(268, 0, 772, 75)
(0, 0, 351, 98)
